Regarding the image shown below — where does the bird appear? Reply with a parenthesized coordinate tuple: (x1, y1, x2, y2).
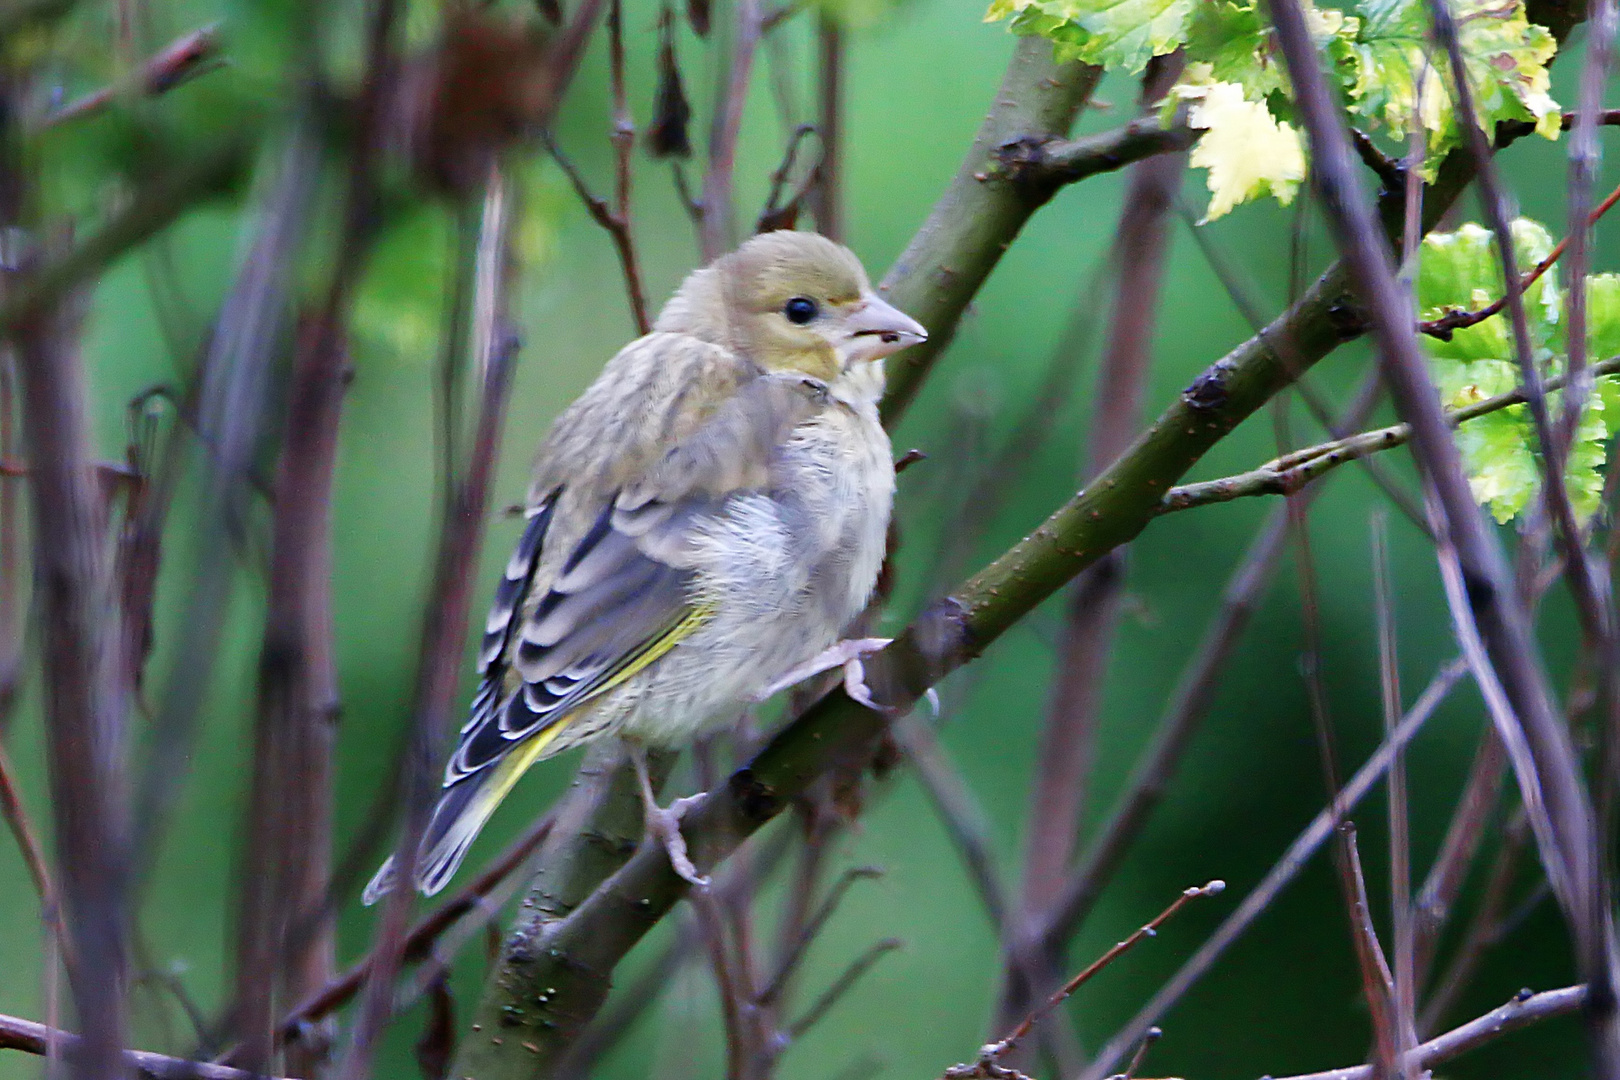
(364, 230, 926, 902)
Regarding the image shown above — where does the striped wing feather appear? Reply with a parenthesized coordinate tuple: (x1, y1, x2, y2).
(444, 347, 827, 788)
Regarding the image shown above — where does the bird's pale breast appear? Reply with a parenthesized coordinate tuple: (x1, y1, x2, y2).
(574, 379, 893, 749)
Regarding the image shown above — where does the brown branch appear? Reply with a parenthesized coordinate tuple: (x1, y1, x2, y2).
(1271, 985, 1587, 1080)
(14, 253, 132, 1080)
(698, 0, 763, 259)
(1033, 369, 1385, 958)
(38, 23, 223, 128)
(0, 136, 249, 338)
(541, 0, 650, 334)
(0, 1012, 283, 1080)
(342, 165, 521, 1080)
(1004, 70, 1184, 1048)
(811, 18, 842, 240)
(1338, 823, 1401, 1074)
(967, 881, 1223, 1074)
(258, 813, 556, 1057)
(1374, 510, 1420, 1076)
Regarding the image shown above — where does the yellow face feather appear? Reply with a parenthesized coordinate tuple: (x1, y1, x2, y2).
(654, 231, 927, 384)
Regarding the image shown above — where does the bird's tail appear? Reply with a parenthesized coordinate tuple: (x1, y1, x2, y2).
(362, 728, 563, 905)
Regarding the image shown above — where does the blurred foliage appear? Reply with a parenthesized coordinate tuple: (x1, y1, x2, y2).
(0, 0, 1609, 1079)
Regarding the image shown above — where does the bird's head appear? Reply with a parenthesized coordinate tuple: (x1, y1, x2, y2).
(656, 231, 928, 384)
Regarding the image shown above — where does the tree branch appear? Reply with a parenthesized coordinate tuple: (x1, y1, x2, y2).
(1270, 984, 1586, 1080)
(0, 1013, 282, 1080)
(1161, 354, 1620, 513)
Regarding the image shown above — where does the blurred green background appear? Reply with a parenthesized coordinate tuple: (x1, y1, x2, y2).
(0, 0, 1607, 1077)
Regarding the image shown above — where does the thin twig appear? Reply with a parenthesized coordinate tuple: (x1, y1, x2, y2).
(1338, 823, 1400, 1073)
(1035, 370, 1388, 958)
(1271, 0, 1620, 1069)
(758, 866, 885, 1006)
(38, 23, 223, 128)
(0, 740, 52, 908)
(341, 163, 521, 1080)
(964, 882, 1223, 1077)
(0, 1012, 283, 1080)
(1162, 354, 1620, 513)
(1374, 510, 1419, 1077)
(784, 938, 903, 1043)
(1004, 66, 1185, 1051)
(260, 813, 556, 1056)
(699, 0, 763, 259)
(1418, 808, 1531, 1034)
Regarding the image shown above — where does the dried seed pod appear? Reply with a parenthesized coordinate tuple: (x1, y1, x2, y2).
(646, 7, 692, 159)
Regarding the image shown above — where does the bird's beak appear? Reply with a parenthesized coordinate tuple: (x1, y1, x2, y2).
(847, 294, 928, 361)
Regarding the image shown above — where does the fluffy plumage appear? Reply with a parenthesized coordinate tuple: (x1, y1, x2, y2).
(365, 231, 925, 901)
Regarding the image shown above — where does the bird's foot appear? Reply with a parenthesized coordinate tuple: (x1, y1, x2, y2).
(644, 798, 710, 889)
(754, 637, 894, 710)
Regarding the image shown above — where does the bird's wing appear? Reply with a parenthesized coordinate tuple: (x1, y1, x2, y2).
(446, 340, 827, 785)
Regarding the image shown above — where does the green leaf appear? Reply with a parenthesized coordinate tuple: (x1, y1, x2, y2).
(1337, 0, 1559, 172)
(1418, 218, 1620, 524)
(1172, 73, 1306, 220)
(986, 0, 1194, 71)
(1416, 219, 1559, 362)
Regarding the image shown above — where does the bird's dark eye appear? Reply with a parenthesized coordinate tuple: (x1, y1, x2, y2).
(784, 296, 819, 324)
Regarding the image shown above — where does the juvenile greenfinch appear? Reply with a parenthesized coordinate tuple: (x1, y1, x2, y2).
(365, 230, 925, 900)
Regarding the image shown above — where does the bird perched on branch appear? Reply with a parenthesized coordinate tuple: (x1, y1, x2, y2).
(365, 230, 926, 900)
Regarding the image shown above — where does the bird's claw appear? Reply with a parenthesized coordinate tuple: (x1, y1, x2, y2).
(646, 798, 710, 889)
(755, 637, 893, 706)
